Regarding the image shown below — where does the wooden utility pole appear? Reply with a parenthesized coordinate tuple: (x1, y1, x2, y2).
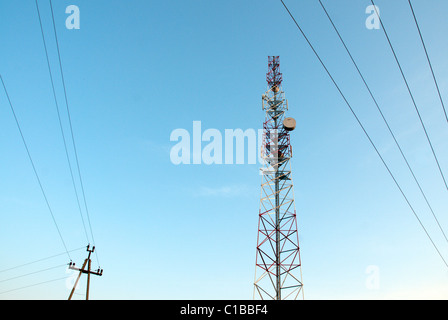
(68, 245, 103, 300)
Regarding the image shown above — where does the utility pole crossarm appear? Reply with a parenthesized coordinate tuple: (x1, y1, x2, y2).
(68, 264, 103, 276)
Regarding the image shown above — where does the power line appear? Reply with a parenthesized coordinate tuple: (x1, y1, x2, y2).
(47, 0, 100, 266)
(0, 275, 71, 296)
(279, 0, 448, 269)
(0, 74, 71, 261)
(0, 246, 85, 274)
(34, 0, 90, 245)
(370, 0, 448, 193)
(317, 0, 448, 245)
(407, 0, 448, 124)
(0, 264, 67, 284)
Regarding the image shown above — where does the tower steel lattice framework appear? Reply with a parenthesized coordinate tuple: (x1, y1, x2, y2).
(254, 56, 304, 300)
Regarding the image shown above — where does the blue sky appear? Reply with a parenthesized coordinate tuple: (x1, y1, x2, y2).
(1, 0, 448, 299)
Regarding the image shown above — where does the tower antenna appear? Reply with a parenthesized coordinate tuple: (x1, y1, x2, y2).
(254, 56, 304, 300)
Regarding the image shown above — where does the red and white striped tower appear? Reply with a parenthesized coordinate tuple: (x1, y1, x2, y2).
(254, 56, 304, 300)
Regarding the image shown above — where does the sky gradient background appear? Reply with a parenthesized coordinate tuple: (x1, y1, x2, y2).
(1, 0, 448, 299)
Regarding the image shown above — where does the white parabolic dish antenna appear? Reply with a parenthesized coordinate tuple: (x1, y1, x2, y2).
(283, 117, 296, 131)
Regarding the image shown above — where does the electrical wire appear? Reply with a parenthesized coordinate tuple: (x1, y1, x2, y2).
(318, 0, 448, 245)
(47, 0, 100, 267)
(0, 275, 71, 295)
(0, 264, 67, 284)
(408, 0, 448, 124)
(34, 0, 91, 245)
(279, 0, 448, 268)
(0, 246, 85, 274)
(370, 0, 448, 193)
(0, 74, 71, 261)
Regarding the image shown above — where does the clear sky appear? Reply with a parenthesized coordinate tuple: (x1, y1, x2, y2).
(1, 0, 448, 300)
